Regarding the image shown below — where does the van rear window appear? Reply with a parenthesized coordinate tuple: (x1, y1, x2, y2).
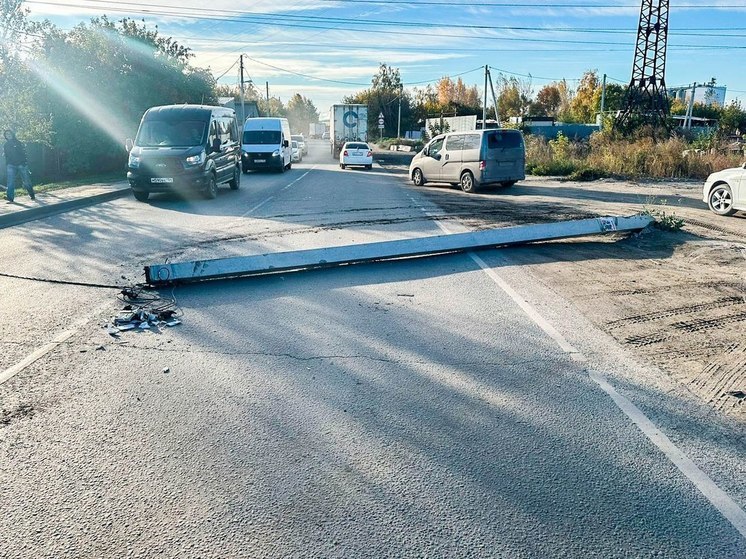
(487, 131, 523, 149)
(244, 130, 282, 144)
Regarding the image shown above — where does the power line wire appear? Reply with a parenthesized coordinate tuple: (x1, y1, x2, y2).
(21, 2, 746, 49)
(28, 0, 746, 9)
(243, 56, 483, 86)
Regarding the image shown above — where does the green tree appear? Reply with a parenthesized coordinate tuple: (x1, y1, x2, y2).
(719, 100, 746, 135)
(38, 17, 215, 174)
(286, 93, 319, 134)
(344, 63, 413, 138)
(258, 96, 286, 118)
(0, 0, 52, 140)
(531, 84, 561, 116)
(569, 70, 601, 123)
(496, 75, 532, 121)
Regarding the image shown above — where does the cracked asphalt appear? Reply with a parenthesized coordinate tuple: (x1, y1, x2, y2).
(1, 140, 745, 558)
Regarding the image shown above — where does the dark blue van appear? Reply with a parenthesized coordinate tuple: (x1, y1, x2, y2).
(126, 105, 241, 202)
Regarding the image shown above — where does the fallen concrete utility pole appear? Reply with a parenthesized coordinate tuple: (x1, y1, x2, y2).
(145, 215, 654, 285)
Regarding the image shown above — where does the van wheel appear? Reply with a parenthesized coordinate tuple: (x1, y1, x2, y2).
(287, 162, 292, 170)
(242, 166, 249, 175)
(204, 175, 218, 199)
(229, 166, 241, 190)
(460, 171, 478, 193)
(501, 180, 516, 188)
(340, 164, 346, 170)
(365, 165, 372, 170)
(412, 168, 425, 186)
(133, 190, 149, 202)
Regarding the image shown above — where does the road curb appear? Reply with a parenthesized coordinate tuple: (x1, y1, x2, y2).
(0, 187, 131, 230)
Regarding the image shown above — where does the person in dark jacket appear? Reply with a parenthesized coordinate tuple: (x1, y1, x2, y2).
(3, 130, 35, 203)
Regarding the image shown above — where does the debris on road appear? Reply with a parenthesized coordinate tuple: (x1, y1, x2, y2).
(105, 285, 183, 335)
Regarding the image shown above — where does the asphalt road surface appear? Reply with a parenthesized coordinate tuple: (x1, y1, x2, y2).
(1, 140, 745, 558)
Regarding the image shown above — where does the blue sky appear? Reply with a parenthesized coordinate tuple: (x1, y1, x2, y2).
(25, 0, 746, 117)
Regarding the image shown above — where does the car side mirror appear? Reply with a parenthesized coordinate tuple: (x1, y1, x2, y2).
(125, 138, 133, 152)
(423, 148, 429, 157)
(283, 140, 289, 148)
(211, 138, 221, 153)
(433, 153, 441, 161)
(742, 162, 746, 169)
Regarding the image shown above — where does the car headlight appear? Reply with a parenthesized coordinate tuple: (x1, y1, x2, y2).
(185, 151, 206, 166)
(128, 153, 141, 168)
(272, 149, 281, 157)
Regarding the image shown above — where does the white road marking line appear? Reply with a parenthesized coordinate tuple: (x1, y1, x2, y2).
(240, 196, 273, 218)
(234, 167, 315, 222)
(468, 252, 581, 355)
(589, 370, 746, 540)
(282, 168, 314, 191)
(415, 197, 746, 540)
(0, 304, 110, 386)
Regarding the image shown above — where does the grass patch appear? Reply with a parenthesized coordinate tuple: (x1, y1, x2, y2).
(525, 131, 744, 181)
(566, 167, 610, 182)
(642, 198, 685, 231)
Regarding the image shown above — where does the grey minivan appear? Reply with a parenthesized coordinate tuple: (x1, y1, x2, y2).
(409, 129, 525, 193)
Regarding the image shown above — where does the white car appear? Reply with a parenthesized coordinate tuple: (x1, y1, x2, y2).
(291, 134, 307, 156)
(339, 142, 373, 170)
(703, 163, 746, 216)
(291, 140, 301, 163)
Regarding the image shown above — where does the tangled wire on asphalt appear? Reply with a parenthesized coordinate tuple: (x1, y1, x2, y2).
(107, 284, 183, 333)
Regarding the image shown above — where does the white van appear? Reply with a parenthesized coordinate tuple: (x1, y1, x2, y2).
(241, 117, 292, 173)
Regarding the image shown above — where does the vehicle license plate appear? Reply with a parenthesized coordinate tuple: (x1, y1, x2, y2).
(354, 151, 362, 156)
(255, 159, 266, 163)
(151, 177, 173, 183)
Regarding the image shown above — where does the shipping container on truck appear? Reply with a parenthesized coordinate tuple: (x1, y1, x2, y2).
(330, 104, 368, 158)
(309, 122, 327, 138)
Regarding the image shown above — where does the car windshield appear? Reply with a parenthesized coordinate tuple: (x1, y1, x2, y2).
(292, 141, 298, 148)
(346, 143, 368, 150)
(243, 130, 282, 144)
(136, 120, 206, 148)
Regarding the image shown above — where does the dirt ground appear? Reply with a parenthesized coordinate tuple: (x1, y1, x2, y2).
(377, 150, 746, 423)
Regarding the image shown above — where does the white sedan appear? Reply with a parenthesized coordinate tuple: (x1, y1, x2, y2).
(291, 140, 301, 163)
(703, 163, 746, 216)
(339, 142, 373, 170)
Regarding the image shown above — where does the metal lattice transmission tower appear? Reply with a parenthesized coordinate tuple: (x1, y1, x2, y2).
(615, 0, 670, 131)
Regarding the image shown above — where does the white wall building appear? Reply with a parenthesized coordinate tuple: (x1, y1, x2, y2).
(667, 85, 727, 107)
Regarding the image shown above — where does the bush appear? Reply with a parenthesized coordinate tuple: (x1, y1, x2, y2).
(526, 130, 743, 181)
